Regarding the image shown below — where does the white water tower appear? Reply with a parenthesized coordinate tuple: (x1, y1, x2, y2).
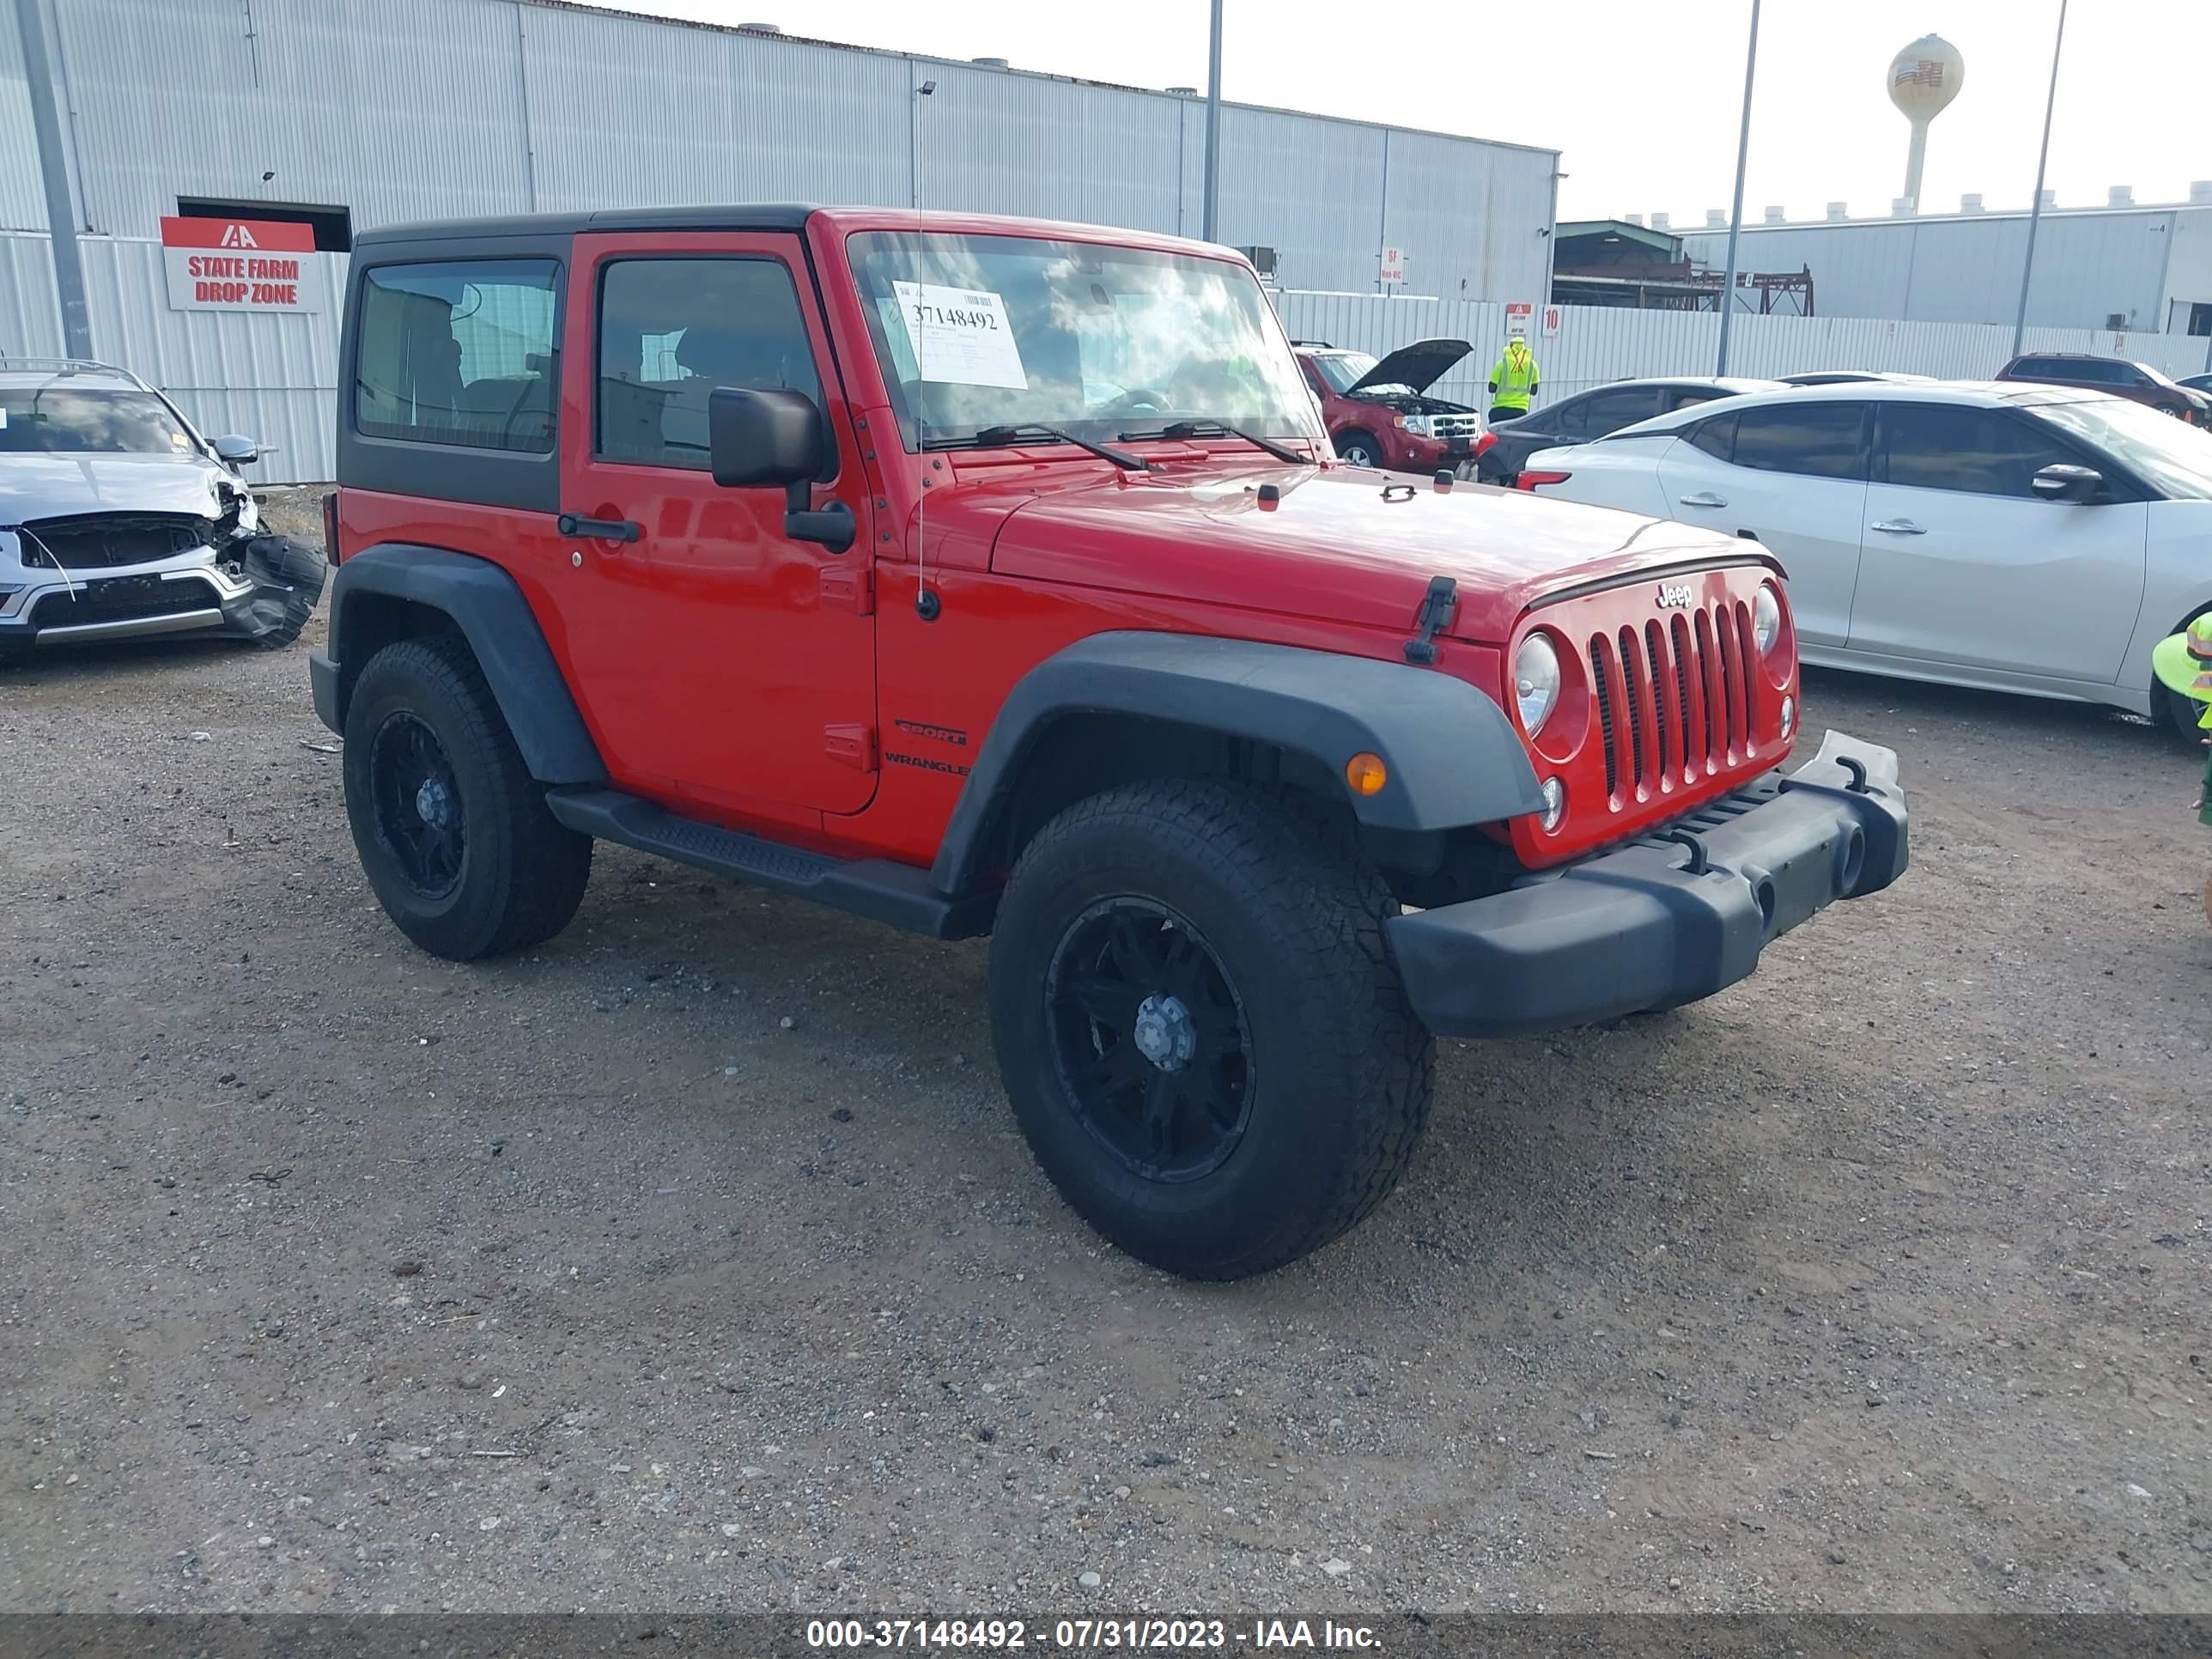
(1887, 33, 1965, 212)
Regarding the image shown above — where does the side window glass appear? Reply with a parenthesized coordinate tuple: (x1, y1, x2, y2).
(1581, 388, 1659, 435)
(596, 258, 824, 471)
(1688, 412, 1736, 460)
(1667, 388, 1723, 414)
(1547, 395, 1593, 435)
(1881, 404, 2081, 497)
(354, 259, 559, 453)
(1730, 404, 1868, 481)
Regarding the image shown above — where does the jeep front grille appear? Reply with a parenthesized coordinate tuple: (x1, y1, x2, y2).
(1586, 599, 1758, 798)
(19, 513, 216, 570)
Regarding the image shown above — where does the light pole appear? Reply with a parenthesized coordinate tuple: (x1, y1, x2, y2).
(12, 0, 94, 359)
(1715, 0, 1760, 375)
(2012, 0, 2068, 358)
(1201, 0, 1224, 243)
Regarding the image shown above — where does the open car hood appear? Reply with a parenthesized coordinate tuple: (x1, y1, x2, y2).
(1346, 338, 1473, 396)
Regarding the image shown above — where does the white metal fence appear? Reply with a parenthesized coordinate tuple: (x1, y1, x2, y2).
(1272, 289, 2212, 410)
(7, 229, 2212, 486)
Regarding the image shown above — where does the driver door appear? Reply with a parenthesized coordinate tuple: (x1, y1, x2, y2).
(558, 232, 878, 819)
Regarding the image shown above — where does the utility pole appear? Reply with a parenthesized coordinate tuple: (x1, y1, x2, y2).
(12, 0, 94, 358)
(1201, 0, 1224, 243)
(1715, 0, 1760, 375)
(2012, 0, 2068, 358)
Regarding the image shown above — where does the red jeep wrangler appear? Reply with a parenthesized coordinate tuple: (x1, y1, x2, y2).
(314, 206, 1908, 1279)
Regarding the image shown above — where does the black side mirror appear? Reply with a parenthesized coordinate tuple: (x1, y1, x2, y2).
(212, 434, 260, 466)
(708, 386, 852, 553)
(2030, 462, 2102, 504)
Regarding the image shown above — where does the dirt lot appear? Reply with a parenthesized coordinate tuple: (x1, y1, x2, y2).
(3, 499, 2208, 1615)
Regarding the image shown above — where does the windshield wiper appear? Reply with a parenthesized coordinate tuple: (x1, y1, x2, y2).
(928, 423, 1152, 471)
(1120, 420, 1310, 465)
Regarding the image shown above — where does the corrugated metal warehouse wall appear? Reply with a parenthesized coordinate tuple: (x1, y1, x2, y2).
(0, 0, 1565, 478)
(1678, 208, 2212, 334)
(0, 0, 1559, 300)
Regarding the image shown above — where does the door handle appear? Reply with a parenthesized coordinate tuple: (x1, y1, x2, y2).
(556, 513, 641, 543)
(1870, 519, 1926, 535)
(1679, 491, 1728, 508)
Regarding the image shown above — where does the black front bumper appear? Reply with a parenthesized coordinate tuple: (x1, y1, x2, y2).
(1388, 731, 1907, 1037)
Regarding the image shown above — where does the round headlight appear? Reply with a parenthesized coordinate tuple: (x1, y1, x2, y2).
(1753, 584, 1783, 657)
(1514, 634, 1561, 736)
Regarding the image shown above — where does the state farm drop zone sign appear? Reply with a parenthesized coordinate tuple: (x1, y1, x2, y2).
(159, 217, 322, 313)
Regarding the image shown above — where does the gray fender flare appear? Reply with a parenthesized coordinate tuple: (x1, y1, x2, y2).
(320, 543, 606, 785)
(930, 630, 1544, 893)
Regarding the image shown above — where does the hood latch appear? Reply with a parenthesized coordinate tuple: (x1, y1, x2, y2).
(1403, 575, 1458, 665)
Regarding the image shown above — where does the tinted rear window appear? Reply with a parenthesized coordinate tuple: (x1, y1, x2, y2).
(355, 259, 560, 453)
(1729, 403, 1868, 480)
(1687, 412, 1736, 459)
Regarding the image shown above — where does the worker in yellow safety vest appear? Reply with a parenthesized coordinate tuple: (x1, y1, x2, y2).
(1487, 336, 1539, 424)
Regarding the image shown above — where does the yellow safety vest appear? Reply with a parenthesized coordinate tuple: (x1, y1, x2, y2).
(1489, 344, 1538, 410)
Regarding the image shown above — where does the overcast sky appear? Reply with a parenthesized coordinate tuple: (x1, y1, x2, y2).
(606, 0, 2203, 222)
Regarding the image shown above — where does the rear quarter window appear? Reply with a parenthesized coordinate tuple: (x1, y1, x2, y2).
(354, 258, 561, 453)
(1729, 403, 1869, 480)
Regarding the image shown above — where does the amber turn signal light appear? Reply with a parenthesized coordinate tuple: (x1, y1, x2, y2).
(1345, 752, 1389, 796)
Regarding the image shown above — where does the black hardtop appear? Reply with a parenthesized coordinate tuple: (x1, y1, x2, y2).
(351, 204, 819, 251)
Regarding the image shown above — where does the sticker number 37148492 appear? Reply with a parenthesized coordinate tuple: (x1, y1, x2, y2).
(891, 280, 1030, 391)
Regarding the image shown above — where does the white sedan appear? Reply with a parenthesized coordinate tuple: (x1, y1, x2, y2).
(1518, 380, 2212, 735)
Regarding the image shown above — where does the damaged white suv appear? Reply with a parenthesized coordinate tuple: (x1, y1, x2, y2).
(0, 359, 324, 655)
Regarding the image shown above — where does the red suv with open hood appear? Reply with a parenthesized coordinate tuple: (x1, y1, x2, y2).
(314, 206, 1908, 1282)
(1294, 337, 1495, 474)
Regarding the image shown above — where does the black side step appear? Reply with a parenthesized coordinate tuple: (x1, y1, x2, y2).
(544, 788, 997, 941)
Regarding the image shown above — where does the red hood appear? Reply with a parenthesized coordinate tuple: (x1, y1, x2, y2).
(985, 462, 1762, 643)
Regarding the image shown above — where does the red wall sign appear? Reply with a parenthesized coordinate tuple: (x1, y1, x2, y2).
(159, 216, 321, 314)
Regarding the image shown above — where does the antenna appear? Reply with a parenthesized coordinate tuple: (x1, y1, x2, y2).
(912, 76, 940, 622)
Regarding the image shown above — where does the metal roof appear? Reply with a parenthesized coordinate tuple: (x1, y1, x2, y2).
(1555, 219, 1683, 256)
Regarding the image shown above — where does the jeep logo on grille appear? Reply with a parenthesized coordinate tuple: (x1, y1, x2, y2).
(1656, 582, 1696, 610)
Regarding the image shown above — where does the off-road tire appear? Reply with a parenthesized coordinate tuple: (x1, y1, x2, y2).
(1334, 431, 1382, 469)
(988, 781, 1433, 1279)
(228, 534, 327, 650)
(343, 635, 592, 960)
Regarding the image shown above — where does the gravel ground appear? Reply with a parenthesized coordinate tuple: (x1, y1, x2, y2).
(2, 497, 2207, 1615)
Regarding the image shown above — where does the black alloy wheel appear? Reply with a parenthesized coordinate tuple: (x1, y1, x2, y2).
(1045, 897, 1254, 1182)
(368, 712, 465, 899)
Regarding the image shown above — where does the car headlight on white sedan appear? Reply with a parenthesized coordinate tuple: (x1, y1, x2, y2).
(1753, 583, 1783, 657)
(1515, 633, 1561, 736)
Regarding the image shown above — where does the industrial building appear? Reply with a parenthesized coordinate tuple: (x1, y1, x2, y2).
(0, 0, 1562, 479)
(1, 0, 1559, 301)
(1675, 192, 2212, 337)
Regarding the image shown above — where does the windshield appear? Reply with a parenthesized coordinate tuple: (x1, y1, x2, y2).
(2027, 395, 2212, 500)
(0, 386, 194, 455)
(848, 231, 1325, 448)
(1311, 352, 1379, 395)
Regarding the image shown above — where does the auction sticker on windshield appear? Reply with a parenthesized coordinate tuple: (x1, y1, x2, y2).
(891, 281, 1029, 389)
